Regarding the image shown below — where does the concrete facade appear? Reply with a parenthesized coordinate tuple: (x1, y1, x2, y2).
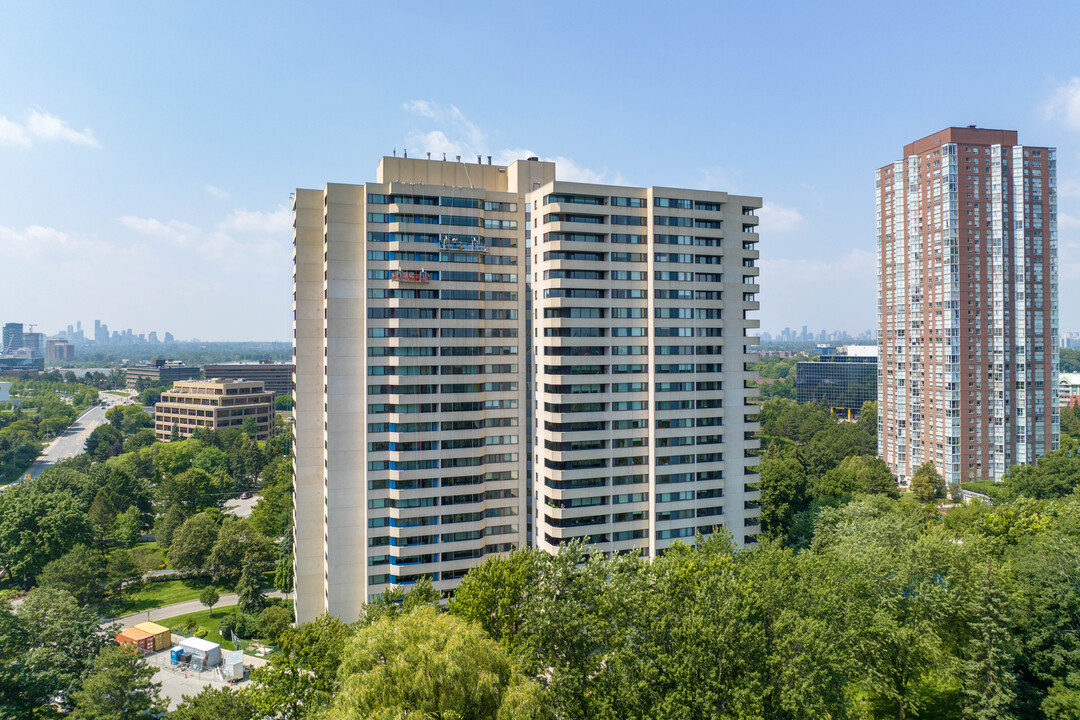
(877, 127, 1059, 485)
(293, 156, 762, 623)
(154, 378, 274, 442)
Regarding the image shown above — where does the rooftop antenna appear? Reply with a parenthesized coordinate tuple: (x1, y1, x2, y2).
(393, 147, 396, 157)
(487, 156, 492, 165)
(443, 153, 446, 161)
(427, 151, 431, 160)
(456, 155, 461, 162)
(477, 154, 482, 164)
(404, 148, 408, 158)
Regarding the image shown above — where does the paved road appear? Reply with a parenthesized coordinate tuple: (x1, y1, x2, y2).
(105, 590, 287, 628)
(23, 390, 133, 481)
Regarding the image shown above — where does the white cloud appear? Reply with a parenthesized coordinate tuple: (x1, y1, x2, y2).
(1044, 78, 1080, 132)
(699, 166, 743, 193)
(758, 202, 804, 233)
(402, 99, 438, 119)
(25, 110, 99, 146)
(403, 100, 485, 155)
(1059, 211, 1080, 230)
(0, 116, 30, 146)
(218, 205, 292, 235)
(205, 184, 231, 200)
(119, 216, 200, 245)
(758, 249, 877, 332)
(0, 109, 99, 147)
(402, 102, 610, 182)
(493, 147, 610, 183)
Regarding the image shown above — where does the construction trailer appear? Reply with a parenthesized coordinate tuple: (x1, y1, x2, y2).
(176, 636, 221, 669)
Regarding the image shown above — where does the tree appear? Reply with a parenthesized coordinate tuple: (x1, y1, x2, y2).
(16, 588, 113, 709)
(911, 461, 946, 502)
(169, 423, 180, 441)
(450, 549, 546, 652)
(960, 564, 1017, 720)
(38, 544, 106, 605)
(106, 549, 145, 607)
(200, 586, 220, 617)
(157, 467, 223, 516)
(274, 554, 294, 594)
(84, 424, 123, 461)
(191, 446, 230, 478)
(0, 598, 37, 718)
(248, 614, 351, 720)
(111, 505, 142, 548)
(237, 558, 266, 615)
(757, 455, 808, 540)
(153, 505, 187, 548)
(69, 644, 165, 720)
(105, 405, 125, 431)
(169, 512, 221, 572)
(258, 605, 293, 644)
(241, 416, 259, 438)
(171, 687, 256, 720)
(324, 605, 549, 720)
(209, 516, 275, 581)
(122, 428, 156, 453)
(812, 454, 898, 500)
(999, 448, 1080, 501)
(0, 487, 92, 586)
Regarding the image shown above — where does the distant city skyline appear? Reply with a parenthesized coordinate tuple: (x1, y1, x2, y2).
(2, 3, 1079, 340)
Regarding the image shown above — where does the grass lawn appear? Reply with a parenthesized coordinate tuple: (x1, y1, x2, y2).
(962, 480, 999, 496)
(158, 604, 239, 650)
(129, 540, 168, 569)
(121, 577, 234, 614)
(104, 390, 128, 396)
(158, 599, 294, 653)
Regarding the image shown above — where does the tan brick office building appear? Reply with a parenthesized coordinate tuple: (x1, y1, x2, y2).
(154, 378, 275, 441)
(877, 127, 1059, 485)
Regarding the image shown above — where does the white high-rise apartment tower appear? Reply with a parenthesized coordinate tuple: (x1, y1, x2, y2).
(292, 156, 763, 623)
(877, 127, 1059, 486)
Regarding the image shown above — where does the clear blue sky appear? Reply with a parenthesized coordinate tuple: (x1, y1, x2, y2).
(2, 0, 1078, 341)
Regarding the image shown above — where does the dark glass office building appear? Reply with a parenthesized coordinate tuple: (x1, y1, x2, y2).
(796, 356, 877, 415)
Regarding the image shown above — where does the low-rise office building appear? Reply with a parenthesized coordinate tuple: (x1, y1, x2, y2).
(796, 355, 878, 419)
(154, 378, 275, 441)
(204, 362, 295, 397)
(126, 360, 201, 390)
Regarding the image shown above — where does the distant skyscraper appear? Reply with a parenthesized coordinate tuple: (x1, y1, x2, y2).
(2, 323, 23, 354)
(164, 332, 174, 343)
(22, 332, 44, 359)
(877, 127, 1058, 485)
(149, 332, 159, 343)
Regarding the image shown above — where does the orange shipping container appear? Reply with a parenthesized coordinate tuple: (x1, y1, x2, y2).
(134, 621, 172, 651)
(116, 627, 155, 653)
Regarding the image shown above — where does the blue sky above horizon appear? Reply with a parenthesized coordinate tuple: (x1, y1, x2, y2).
(2, 1, 1079, 341)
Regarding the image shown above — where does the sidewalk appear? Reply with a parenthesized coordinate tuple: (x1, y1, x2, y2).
(104, 590, 286, 628)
